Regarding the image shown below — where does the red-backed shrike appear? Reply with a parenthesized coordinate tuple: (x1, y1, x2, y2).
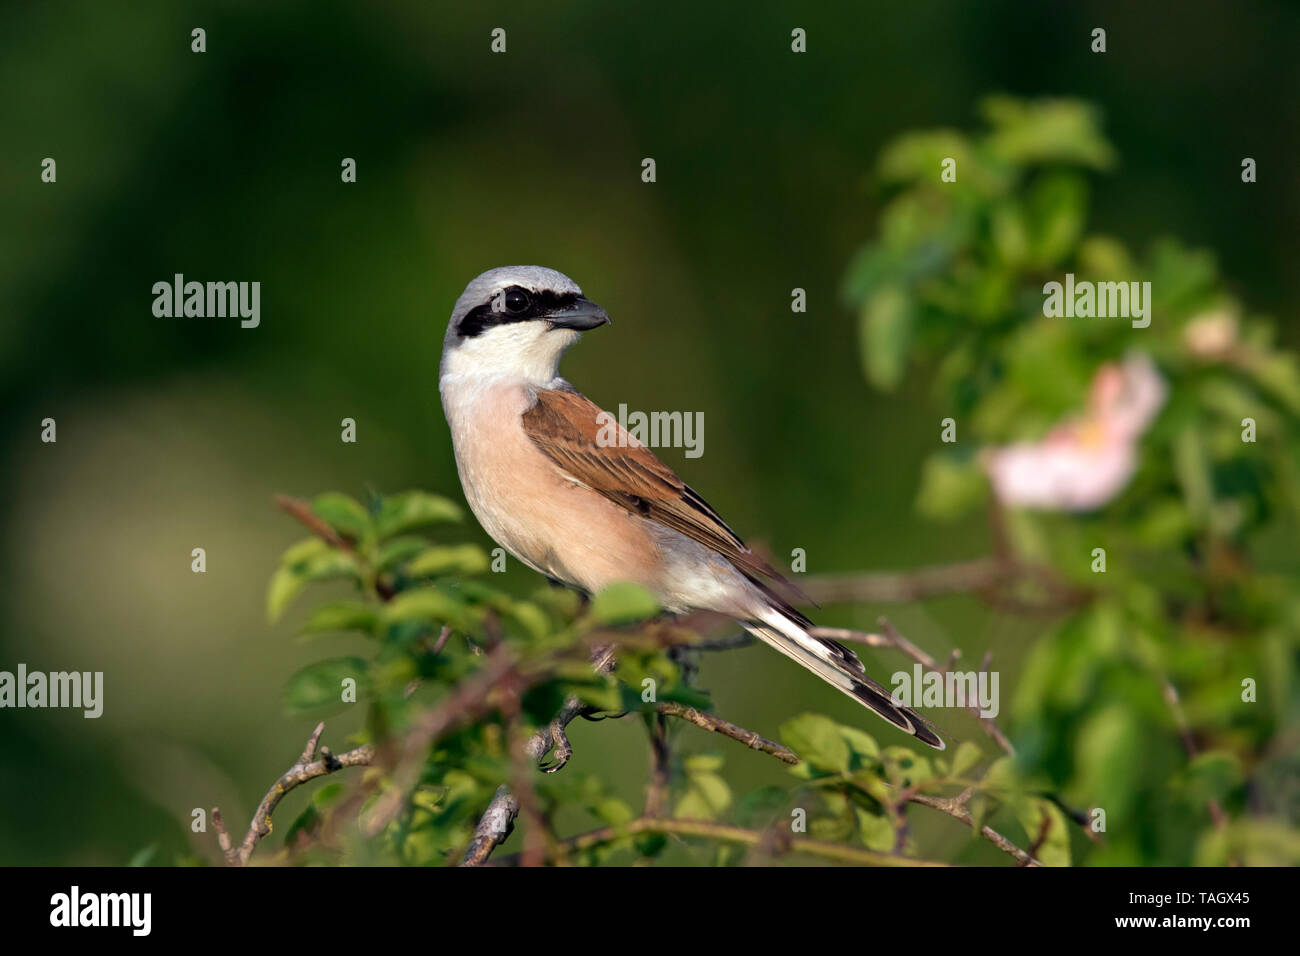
(439, 266, 942, 749)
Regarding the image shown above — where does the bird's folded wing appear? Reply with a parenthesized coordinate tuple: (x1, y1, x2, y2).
(521, 386, 810, 616)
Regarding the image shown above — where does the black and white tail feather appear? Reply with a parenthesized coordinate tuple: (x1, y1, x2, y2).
(742, 608, 945, 750)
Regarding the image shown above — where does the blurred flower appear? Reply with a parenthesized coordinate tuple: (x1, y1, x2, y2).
(1183, 309, 1240, 360)
(984, 353, 1167, 511)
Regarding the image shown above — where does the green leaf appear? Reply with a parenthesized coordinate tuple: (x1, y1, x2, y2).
(127, 844, 157, 867)
(592, 797, 635, 827)
(780, 713, 852, 773)
(981, 96, 1116, 170)
(949, 740, 982, 778)
(299, 601, 380, 637)
(675, 765, 732, 821)
(1026, 172, 1087, 267)
(284, 656, 369, 714)
(858, 285, 914, 391)
(1183, 751, 1244, 806)
(375, 536, 430, 572)
(310, 492, 372, 541)
(266, 549, 362, 623)
(375, 491, 462, 539)
(916, 453, 989, 521)
(882, 746, 934, 787)
(406, 544, 491, 577)
(383, 586, 475, 631)
(1014, 796, 1071, 867)
(565, 678, 623, 714)
(684, 753, 725, 774)
(588, 581, 660, 625)
(278, 536, 329, 566)
(857, 809, 897, 852)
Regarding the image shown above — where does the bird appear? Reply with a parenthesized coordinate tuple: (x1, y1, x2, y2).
(438, 265, 944, 749)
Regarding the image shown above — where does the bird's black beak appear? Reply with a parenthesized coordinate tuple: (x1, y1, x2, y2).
(546, 297, 611, 332)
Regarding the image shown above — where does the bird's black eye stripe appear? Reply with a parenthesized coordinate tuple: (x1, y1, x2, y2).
(457, 288, 579, 338)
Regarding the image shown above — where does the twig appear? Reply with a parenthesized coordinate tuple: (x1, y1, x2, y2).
(362, 646, 520, 838)
(801, 558, 1007, 603)
(213, 721, 374, 866)
(645, 713, 672, 818)
(812, 619, 1016, 756)
(654, 701, 799, 764)
(801, 556, 1090, 611)
(460, 646, 617, 865)
(1163, 679, 1229, 830)
(504, 691, 549, 867)
(909, 790, 1040, 867)
(274, 494, 351, 550)
(506, 817, 952, 867)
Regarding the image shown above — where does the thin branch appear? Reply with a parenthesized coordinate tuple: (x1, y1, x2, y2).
(654, 701, 799, 764)
(801, 556, 1090, 611)
(645, 713, 672, 818)
(462, 786, 519, 867)
(908, 791, 1040, 867)
(460, 646, 617, 865)
(801, 558, 1008, 603)
(274, 494, 350, 550)
(510, 817, 952, 867)
(812, 619, 1016, 757)
(1163, 678, 1229, 830)
(362, 646, 520, 838)
(214, 721, 374, 866)
(505, 692, 549, 867)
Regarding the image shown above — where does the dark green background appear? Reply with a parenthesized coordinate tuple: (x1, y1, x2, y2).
(1, 1, 1295, 864)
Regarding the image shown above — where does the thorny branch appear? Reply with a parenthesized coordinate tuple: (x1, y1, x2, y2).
(212, 721, 374, 866)
(653, 701, 798, 764)
(801, 555, 1090, 612)
(498, 817, 953, 867)
(812, 617, 1016, 756)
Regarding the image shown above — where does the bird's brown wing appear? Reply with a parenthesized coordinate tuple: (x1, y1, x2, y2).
(521, 385, 811, 622)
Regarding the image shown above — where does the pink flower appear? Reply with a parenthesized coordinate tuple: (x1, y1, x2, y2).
(984, 354, 1166, 512)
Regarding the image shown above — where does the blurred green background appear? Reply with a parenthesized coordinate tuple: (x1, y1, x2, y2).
(1, 0, 1296, 865)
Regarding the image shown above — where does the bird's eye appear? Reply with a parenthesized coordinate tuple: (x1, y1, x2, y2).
(504, 289, 531, 314)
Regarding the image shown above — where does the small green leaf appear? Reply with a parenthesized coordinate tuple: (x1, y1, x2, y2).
(950, 740, 982, 778)
(406, 544, 491, 577)
(284, 656, 369, 714)
(675, 770, 732, 821)
(593, 797, 635, 826)
(916, 453, 989, 521)
(856, 809, 897, 852)
(127, 844, 157, 867)
(375, 491, 462, 539)
(1014, 796, 1071, 867)
(375, 536, 430, 572)
(299, 601, 380, 637)
(310, 492, 372, 541)
(882, 746, 934, 787)
(780, 713, 852, 773)
(858, 285, 914, 391)
(279, 536, 329, 566)
(588, 581, 660, 625)
(684, 753, 725, 774)
(383, 586, 475, 631)
(266, 549, 362, 623)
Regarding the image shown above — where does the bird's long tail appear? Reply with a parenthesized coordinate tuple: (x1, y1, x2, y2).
(740, 611, 945, 750)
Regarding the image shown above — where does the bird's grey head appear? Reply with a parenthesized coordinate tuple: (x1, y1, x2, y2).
(440, 265, 610, 385)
